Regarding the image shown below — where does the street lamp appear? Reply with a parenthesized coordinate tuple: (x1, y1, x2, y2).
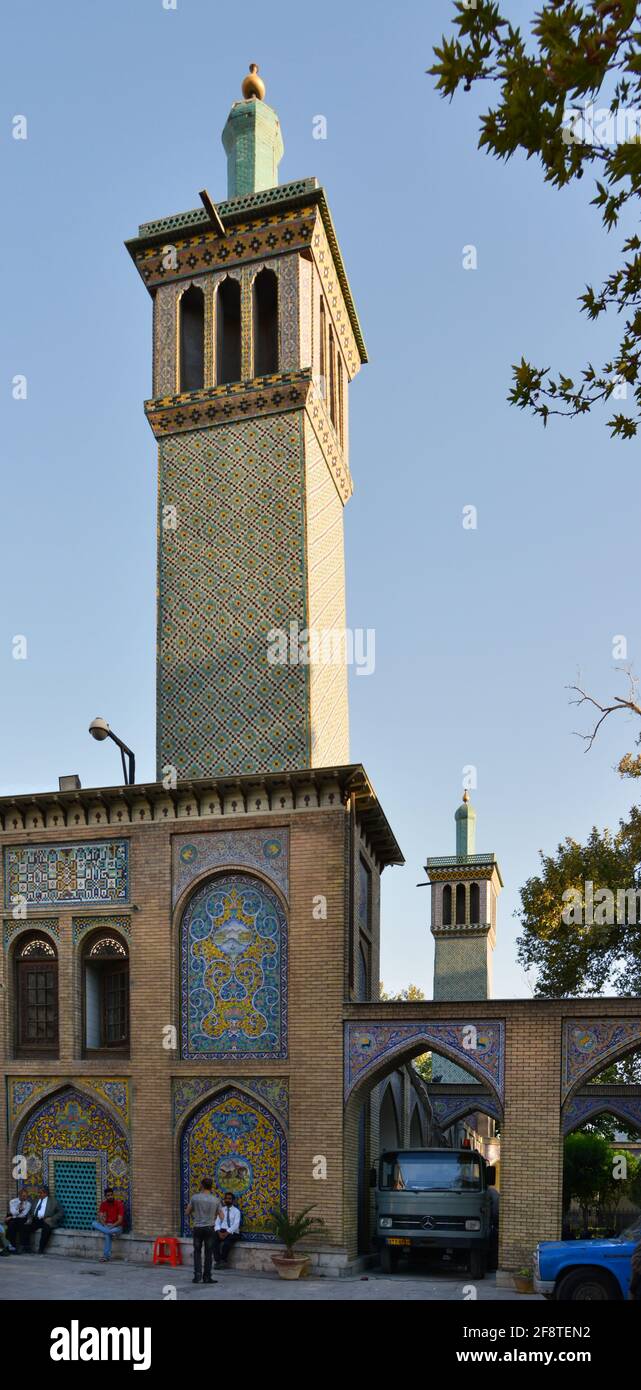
(88, 717, 136, 786)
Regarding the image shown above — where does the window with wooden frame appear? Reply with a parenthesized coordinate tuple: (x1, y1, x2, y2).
(83, 933, 129, 1052)
(16, 935, 58, 1055)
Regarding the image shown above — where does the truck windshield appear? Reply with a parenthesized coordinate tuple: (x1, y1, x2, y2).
(380, 1152, 483, 1193)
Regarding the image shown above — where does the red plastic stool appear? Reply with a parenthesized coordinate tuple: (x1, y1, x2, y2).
(153, 1236, 183, 1267)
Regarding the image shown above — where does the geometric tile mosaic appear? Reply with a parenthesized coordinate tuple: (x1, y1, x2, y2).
(3, 841, 129, 909)
(157, 413, 309, 778)
(180, 872, 287, 1061)
(172, 828, 289, 908)
(72, 915, 131, 945)
(3, 918, 59, 950)
(172, 1076, 289, 1130)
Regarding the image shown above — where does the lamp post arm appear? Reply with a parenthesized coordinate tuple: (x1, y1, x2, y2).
(107, 731, 136, 786)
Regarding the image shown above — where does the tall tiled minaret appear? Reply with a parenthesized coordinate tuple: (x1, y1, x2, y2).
(127, 66, 366, 778)
(425, 794, 503, 1083)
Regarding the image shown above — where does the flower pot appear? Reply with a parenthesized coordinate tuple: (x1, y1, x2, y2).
(514, 1275, 534, 1294)
(271, 1253, 310, 1280)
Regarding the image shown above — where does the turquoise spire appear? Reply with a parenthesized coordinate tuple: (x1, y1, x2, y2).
(455, 790, 476, 857)
(222, 64, 284, 198)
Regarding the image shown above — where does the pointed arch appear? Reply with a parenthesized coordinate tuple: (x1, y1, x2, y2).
(379, 1081, 402, 1151)
(442, 884, 452, 926)
(179, 284, 205, 392)
(409, 1101, 424, 1148)
(180, 1085, 286, 1239)
(252, 267, 278, 376)
(216, 276, 241, 384)
(179, 870, 288, 1060)
(470, 882, 480, 924)
(16, 1084, 131, 1229)
(345, 1020, 505, 1107)
(455, 883, 466, 925)
(562, 1095, 641, 1137)
(14, 931, 59, 1057)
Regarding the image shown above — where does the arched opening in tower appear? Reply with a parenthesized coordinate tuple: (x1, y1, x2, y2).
(253, 268, 278, 376)
(216, 277, 242, 385)
(179, 284, 205, 392)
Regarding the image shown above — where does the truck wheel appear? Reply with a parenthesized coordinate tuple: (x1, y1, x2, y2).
(380, 1245, 400, 1275)
(469, 1249, 486, 1280)
(556, 1267, 621, 1302)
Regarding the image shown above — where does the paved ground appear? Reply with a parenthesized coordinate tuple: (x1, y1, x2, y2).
(0, 1252, 543, 1301)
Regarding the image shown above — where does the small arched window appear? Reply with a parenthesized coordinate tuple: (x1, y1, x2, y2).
(328, 326, 337, 428)
(216, 276, 241, 385)
(358, 939, 370, 1001)
(470, 882, 480, 924)
(179, 284, 205, 392)
(442, 884, 452, 926)
(253, 268, 278, 376)
(16, 935, 58, 1055)
(455, 883, 466, 925)
(338, 359, 345, 446)
(83, 933, 129, 1052)
(319, 299, 327, 398)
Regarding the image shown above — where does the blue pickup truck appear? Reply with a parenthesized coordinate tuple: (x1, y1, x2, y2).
(534, 1218, 641, 1300)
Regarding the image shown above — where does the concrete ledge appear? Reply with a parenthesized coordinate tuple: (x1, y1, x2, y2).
(38, 1229, 356, 1276)
(496, 1269, 533, 1291)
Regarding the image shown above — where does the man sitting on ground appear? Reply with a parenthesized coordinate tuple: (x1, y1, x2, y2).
(91, 1187, 125, 1263)
(213, 1191, 241, 1270)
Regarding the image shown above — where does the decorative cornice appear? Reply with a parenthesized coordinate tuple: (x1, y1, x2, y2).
(129, 206, 315, 294)
(427, 866, 496, 884)
(126, 181, 367, 365)
(432, 922, 493, 939)
(144, 370, 311, 439)
(0, 765, 404, 871)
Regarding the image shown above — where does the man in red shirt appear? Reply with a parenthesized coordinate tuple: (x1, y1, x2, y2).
(91, 1187, 125, 1262)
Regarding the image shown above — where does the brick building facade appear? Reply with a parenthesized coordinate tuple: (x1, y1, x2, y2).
(3, 67, 641, 1280)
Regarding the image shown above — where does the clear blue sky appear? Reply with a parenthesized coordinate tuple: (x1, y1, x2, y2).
(2, 0, 638, 998)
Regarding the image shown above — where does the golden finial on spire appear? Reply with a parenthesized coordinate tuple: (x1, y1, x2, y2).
(242, 63, 266, 101)
(462, 789, 469, 803)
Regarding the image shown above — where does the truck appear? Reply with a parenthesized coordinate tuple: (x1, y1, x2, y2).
(372, 1147, 497, 1277)
(534, 1218, 641, 1301)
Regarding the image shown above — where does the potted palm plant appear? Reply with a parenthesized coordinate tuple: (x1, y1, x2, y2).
(270, 1205, 327, 1280)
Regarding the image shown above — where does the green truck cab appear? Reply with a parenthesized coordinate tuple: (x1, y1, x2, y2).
(372, 1148, 497, 1277)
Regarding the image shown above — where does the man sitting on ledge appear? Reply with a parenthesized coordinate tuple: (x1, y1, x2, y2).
(91, 1186, 125, 1262)
(213, 1191, 241, 1270)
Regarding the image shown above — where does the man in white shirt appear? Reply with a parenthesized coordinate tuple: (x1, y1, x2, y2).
(213, 1190, 241, 1269)
(6, 1190, 31, 1252)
